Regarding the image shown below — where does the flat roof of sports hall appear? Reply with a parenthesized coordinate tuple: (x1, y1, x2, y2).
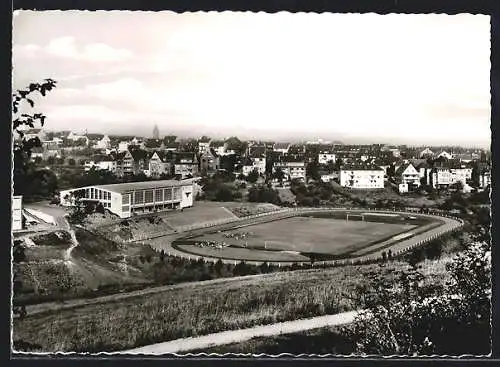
(90, 179, 194, 195)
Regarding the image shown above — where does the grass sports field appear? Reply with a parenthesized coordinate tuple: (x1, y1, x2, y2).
(173, 213, 425, 262)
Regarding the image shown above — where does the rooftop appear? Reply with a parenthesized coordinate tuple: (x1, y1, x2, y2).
(93, 179, 194, 194)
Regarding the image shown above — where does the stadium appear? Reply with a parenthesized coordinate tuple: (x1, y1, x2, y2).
(133, 203, 464, 266)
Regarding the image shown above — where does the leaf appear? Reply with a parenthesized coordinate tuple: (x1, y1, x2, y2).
(27, 99, 34, 108)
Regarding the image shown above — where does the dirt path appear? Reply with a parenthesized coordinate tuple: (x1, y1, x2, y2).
(124, 310, 361, 354)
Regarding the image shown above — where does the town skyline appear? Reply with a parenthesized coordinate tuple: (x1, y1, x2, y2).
(13, 11, 490, 148)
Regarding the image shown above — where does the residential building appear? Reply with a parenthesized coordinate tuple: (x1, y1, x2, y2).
(94, 135, 111, 150)
(419, 148, 434, 158)
(381, 145, 400, 158)
(240, 157, 255, 176)
(430, 166, 454, 188)
(98, 160, 117, 172)
(67, 131, 88, 143)
(60, 179, 194, 219)
(339, 164, 385, 189)
(210, 141, 226, 156)
(198, 137, 212, 155)
(318, 152, 336, 165)
(165, 142, 180, 152)
(144, 139, 165, 151)
(394, 162, 421, 188)
(480, 170, 491, 189)
(12, 195, 23, 231)
(118, 141, 130, 152)
(23, 128, 47, 142)
(450, 166, 473, 184)
(146, 151, 172, 178)
(273, 159, 306, 181)
(273, 142, 291, 155)
(437, 151, 453, 160)
(454, 153, 479, 163)
(175, 152, 199, 179)
(398, 183, 409, 194)
(199, 150, 220, 175)
(31, 147, 45, 160)
(320, 171, 337, 183)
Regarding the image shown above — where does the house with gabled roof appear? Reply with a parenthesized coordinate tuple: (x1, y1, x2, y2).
(248, 146, 267, 175)
(395, 162, 421, 188)
(437, 151, 453, 160)
(273, 142, 291, 154)
(200, 149, 220, 175)
(419, 148, 434, 158)
(175, 152, 199, 179)
(145, 151, 172, 178)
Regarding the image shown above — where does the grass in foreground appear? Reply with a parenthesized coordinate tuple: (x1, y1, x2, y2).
(13, 259, 450, 353)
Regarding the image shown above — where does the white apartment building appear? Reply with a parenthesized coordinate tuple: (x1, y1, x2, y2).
(430, 167, 454, 188)
(273, 161, 306, 181)
(450, 167, 473, 184)
(12, 195, 23, 231)
(60, 180, 194, 219)
(198, 138, 211, 155)
(339, 165, 385, 189)
(318, 152, 336, 165)
(251, 157, 266, 175)
(480, 171, 491, 189)
(118, 141, 130, 152)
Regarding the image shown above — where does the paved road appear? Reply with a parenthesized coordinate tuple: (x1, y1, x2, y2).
(124, 310, 361, 355)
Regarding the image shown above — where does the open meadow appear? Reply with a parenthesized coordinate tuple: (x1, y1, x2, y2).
(12, 259, 451, 353)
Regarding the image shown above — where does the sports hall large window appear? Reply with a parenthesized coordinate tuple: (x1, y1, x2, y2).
(145, 190, 154, 203)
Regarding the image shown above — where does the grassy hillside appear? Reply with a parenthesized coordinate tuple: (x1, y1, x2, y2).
(13, 259, 450, 353)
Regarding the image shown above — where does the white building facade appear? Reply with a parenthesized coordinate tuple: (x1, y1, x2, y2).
(12, 195, 23, 231)
(59, 180, 194, 219)
(318, 152, 336, 165)
(339, 166, 385, 189)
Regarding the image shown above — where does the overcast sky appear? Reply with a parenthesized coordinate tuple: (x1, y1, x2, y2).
(12, 11, 490, 147)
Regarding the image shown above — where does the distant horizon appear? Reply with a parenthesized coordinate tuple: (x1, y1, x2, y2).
(13, 12, 491, 149)
(41, 126, 489, 150)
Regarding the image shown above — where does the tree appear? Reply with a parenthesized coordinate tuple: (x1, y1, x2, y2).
(247, 168, 259, 184)
(214, 259, 224, 276)
(13, 79, 57, 198)
(68, 158, 76, 166)
(272, 167, 285, 184)
(342, 241, 491, 355)
(306, 160, 321, 181)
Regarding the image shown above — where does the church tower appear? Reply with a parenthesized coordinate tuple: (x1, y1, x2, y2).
(152, 124, 159, 139)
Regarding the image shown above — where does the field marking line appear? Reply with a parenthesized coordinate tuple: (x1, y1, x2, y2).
(221, 206, 239, 219)
(123, 310, 362, 355)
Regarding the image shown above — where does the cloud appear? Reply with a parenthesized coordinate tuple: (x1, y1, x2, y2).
(17, 36, 133, 63)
